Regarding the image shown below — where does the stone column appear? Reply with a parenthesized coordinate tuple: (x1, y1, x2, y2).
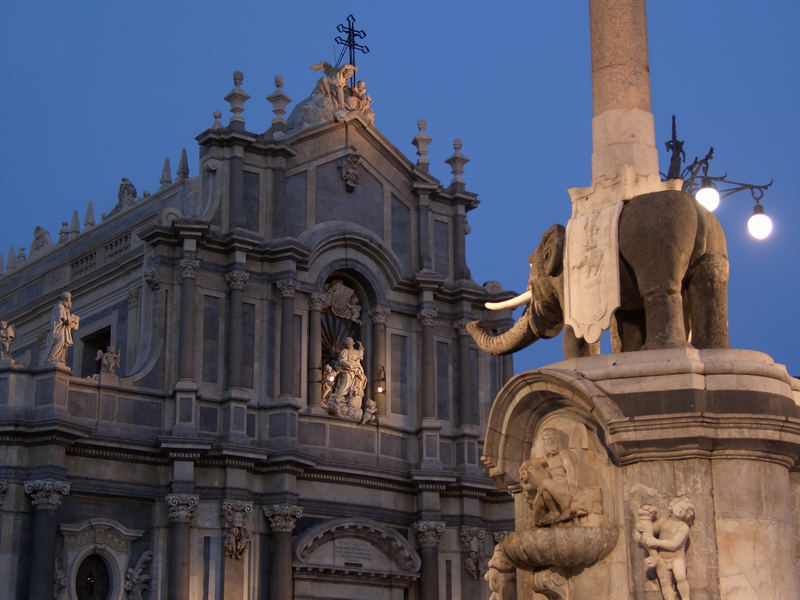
(308, 293, 324, 409)
(418, 309, 437, 419)
(454, 319, 473, 426)
(221, 501, 253, 599)
(417, 191, 433, 271)
(452, 207, 470, 281)
(178, 256, 200, 381)
(414, 520, 446, 600)
(225, 268, 249, 389)
(24, 479, 70, 600)
(589, 0, 659, 182)
(276, 280, 297, 397)
(164, 494, 199, 600)
(371, 306, 390, 414)
(264, 504, 303, 600)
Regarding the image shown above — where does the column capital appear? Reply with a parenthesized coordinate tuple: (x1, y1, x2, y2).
(418, 309, 437, 327)
(24, 479, 70, 510)
(309, 292, 326, 311)
(459, 526, 486, 550)
(276, 279, 297, 299)
(371, 306, 391, 325)
(225, 269, 250, 291)
(179, 258, 201, 280)
(165, 494, 199, 523)
(414, 520, 446, 547)
(453, 318, 473, 336)
(222, 501, 253, 560)
(264, 503, 303, 532)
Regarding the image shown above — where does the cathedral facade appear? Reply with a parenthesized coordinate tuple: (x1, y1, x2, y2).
(0, 68, 514, 599)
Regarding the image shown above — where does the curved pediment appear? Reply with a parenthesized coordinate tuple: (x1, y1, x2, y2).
(294, 518, 420, 579)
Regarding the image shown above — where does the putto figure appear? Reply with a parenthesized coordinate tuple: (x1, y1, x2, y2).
(636, 496, 695, 600)
(42, 291, 80, 365)
(287, 62, 376, 131)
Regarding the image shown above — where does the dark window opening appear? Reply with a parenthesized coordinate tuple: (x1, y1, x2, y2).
(80, 327, 111, 378)
(75, 553, 110, 600)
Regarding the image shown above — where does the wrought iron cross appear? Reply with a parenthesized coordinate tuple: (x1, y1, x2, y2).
(335, 14, 369, 88)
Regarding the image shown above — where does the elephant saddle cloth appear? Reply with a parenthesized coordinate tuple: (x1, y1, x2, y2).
(563, 202, 623, 344)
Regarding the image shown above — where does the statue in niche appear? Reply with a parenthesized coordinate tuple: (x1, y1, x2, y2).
(634, 496, 695, 600)
(321, 337, 375, 423)
(0, 321, 15, 360)
(41, 291, 80, 365)
(519, 427, 601, 526)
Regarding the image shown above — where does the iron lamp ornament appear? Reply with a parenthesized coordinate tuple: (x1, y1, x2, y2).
(665, 115, 773, 240)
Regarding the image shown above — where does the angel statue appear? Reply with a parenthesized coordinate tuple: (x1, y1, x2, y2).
(310, 62, 357, 111)
(286, 61, 375, 130)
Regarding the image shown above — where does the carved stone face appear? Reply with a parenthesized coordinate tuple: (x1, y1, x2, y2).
(541, 429, 561, 454)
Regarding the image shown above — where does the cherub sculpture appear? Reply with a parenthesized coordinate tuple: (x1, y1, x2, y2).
(635, 496, 695, 600)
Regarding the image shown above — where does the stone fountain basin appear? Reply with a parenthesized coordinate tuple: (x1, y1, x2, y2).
(503, 526, 617, 569)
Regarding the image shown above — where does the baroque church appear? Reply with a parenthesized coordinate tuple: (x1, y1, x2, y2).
(0, 63, 515, 599)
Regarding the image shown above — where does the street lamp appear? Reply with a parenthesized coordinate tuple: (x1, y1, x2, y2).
(664, 115, 774, 240)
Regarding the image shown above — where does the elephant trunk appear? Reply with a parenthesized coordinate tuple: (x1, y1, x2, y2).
(466, 312, 539, 356)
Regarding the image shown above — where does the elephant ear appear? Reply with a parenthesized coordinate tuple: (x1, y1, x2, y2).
(541, 224, 565, 276)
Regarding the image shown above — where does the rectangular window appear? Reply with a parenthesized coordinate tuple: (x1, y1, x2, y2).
(436, 341, 451, 421)
(391, 334, 408, 415)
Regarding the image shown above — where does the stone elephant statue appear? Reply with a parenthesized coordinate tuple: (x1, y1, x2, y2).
(467, 190, 730, 358)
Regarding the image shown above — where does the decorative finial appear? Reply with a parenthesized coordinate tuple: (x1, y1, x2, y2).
(225, 70, 250, 130)
(84, 201, 95, 229)
(445, 138, 470, 190)
(16, 247, 25, 264)
(176, 148, 189, 180)
(58, 222, 70, 243)
(6, 247, 16, 271)
(266, 74, 292, 134)
(160, 157, 173, 187)
(412, 119, 433, 173)
(70, 210, 80, 236)
(0, 252, 4, 276)
(212, 110, 223, 130)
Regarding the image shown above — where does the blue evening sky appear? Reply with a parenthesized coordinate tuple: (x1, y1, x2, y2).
(1, 1, 798, 374)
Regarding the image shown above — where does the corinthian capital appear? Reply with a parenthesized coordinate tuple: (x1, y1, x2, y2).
(414, 520, 446, 547)
(179, 258, 201, 279)
(453, 318, 473, 336)
(264, 504, 303, 532)
(418, 309, 437, 327)
(371, 306, 391, 325)
(276, 280, 297, 299)
(165, 494, 199, 522)
(24, 479, 71, 510)
(309, 293, 326, 311)
(225, 269, 250, 291)
(459, 526, 486, 550)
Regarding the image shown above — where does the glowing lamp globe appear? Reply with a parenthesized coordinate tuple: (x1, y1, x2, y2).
(695, 183, 720, 212)
(747, 205, 773, 240)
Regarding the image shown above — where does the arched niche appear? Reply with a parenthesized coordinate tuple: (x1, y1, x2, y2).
(59, 518, 144, 600)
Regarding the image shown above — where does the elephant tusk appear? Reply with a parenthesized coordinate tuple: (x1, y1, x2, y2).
(485, 290, 531, 311)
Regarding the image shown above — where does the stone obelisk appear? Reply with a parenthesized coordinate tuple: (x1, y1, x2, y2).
(564, 0, 680, 346)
